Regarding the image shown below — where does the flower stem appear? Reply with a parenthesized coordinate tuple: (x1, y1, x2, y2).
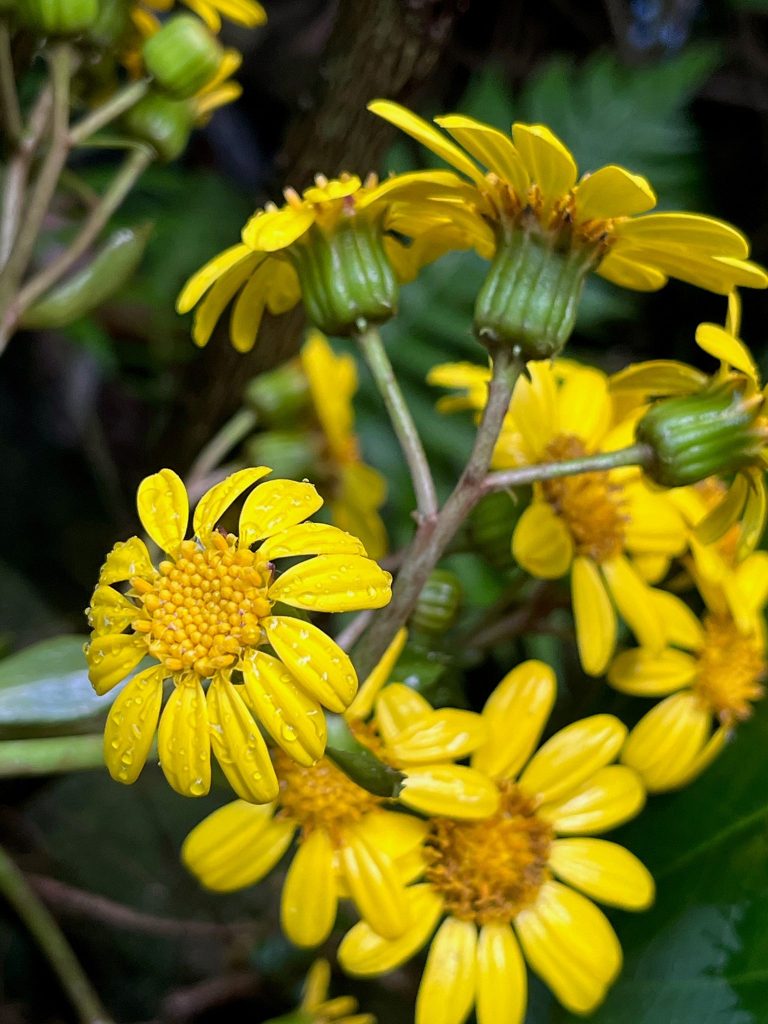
(482, 442, 654, 493)
(0, 735, 105, 777)
(68, 79, 150, 147)
(0, 21, 22, 145)
(186, 407, 259, 496)
(353, 346, 523, 678)
(0, 845, 114, 1024)
(357, 323, 438, 521)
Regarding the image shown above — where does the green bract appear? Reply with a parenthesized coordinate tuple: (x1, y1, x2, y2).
(142, 15, 223, 100)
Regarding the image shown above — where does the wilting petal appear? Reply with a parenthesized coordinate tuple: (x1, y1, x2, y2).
(571, 557, 616, 677)
(263, 616, 357, 712)
(240, 480, 323, 546)
(519, 715, 626, 805)
(549, 839, 654, 910)
(137, 469, 188, 555)
(416, 917, 477, 1024)
(608, 647, 698, 697)
(541, 765, 646, 835)
(86, 633, 147, 695)
(399, 765, 500, 820)
(621, 691, 711, 793)
(476, 922, 526, 1024)
(281, 829, 337, 947)
(207, 675, 278, 803)
(387, 709, 486, 765)
(157, 678, 211, 797)
(103, 666, 163, 784)
(99, 537, 155, 585)
(193, 467, 271, 542)
(268, 554, 392, 613)
(259, 522, 367, 560)
(512, 502, 573, 579)
(340, 825, 411, 940)
(339, 884, 443, 976)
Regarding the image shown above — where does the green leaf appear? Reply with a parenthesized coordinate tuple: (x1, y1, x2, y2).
(0, 636, 116, 730)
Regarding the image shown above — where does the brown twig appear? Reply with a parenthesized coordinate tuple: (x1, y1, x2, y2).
(160, 972, 262, 1023)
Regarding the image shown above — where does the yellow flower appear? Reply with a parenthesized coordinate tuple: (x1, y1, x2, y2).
(368, 101, 767, 297)
(85, 467, 391, 800)
(610, 552, 768, 792)
(301, 332, 388, 559)
(430, 359, 689, 675)
(190, 48, 243, 123)
(279, 959, 375, 1024)
(339, 661, 653, 1023)
(176, 170, 481, 350)
(134, 0, 266, 34)
(182, 636, 494, 946)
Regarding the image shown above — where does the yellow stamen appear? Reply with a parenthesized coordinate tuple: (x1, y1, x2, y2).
(694, 613, 766, 725)
(424, 781, 552, 924)
(542, 435, 627, 562)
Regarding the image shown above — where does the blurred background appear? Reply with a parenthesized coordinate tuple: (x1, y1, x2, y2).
(2, 0, 768, 1021)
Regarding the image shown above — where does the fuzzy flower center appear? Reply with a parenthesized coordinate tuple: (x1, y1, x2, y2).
(424, 782, 553, 924)
(131, 534, 273, 678)
(274, 749, 381, 841)
(541, 434, 627, 562)
(694, 613, 766, 725)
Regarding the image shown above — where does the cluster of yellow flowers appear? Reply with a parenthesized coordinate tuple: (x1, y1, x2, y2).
(85, 99, 768, 1024)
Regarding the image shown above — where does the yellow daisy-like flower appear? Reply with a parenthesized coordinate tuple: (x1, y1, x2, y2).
(85, 467, 391, 800)
(176, 170, 481, 350)
(268, 959, 374, 1024)
(430, 359, 689, 675)
(339, 661, 653, 1023)
(182, 640, 495, 947)
(134, 0, 266, 35)
(610, 551, 768, 792)
(368, 101, 767, 297)
(301, 331, 388, 560)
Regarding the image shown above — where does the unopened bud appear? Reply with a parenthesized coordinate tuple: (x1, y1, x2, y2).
(244, 362, 311, 426)
(245, 431, 320, 482)
(142, 15, 223, 100)
(85, 0, 131, 50)
(20, 0, 98, 33)
(468, 488, 531, 568)
(411, 569, 463, 636)
(121, 91, 194, 162)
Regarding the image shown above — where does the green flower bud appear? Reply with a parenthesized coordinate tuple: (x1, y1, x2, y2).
(474, 227, 599, 360)
(411, 569, 463, 636)
(85, 0, 130, 49)
(121, 91, 194, 162)
(288, 219, 399, 336)
(468, 488, 531, 568)
(245, 431, 321, 482)
(637, 383, 768, 487)
(142, 14, 223, 100)
(20, 0, 98, 34)
(244, 362, 311, 426)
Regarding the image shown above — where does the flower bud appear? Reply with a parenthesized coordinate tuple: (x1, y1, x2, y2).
(244, 362, 311, 426)
(411, 569, 463, 637)
(121, 91, 194, 162)
(245, 431, 321, 482)
(473, 227, 599, 360)
(468, 488, 531, 568)
(142, 15, 223, 100)
(20, 0, 98, 33)
(85, 0, 131, 50)
(637, 383, 768, 487)
(289, 220, 399, 336)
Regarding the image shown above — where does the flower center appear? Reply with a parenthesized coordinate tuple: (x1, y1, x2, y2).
(541, 434, 627, 562)
(274, 748, 381, 841)
(131, 534, 273, 678)
(424, 782, 552, 924)
(694, 614, 766, 725)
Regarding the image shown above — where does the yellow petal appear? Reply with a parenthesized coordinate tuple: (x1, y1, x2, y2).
(339, 884, 443, 977)
(176, 242, 253, 313)
(229, 264, 268, 353)
(515, 881, 622, 1014)
(300, 958, 330, 1013)
(556, 366, 612, 449)
(259, 522, 367, 560)
(87, 585, 139, 637)
(571, 556, 617, 676)
(340, 826, 411, 940)
(647, 589, 705, 649)
(471, 660, 556, 781)
(263, 616, 357, 712)
(137, 469, 188, 555)
(280, 829, 337, 947)
(695, 322, 760, 382)
(367, 100, 486, 186)
(616, 212, 750, 257)
(542, 765, 646, 835)
(519, 715, 626, 805)
(741, 469, 767, 557)
(375, 683, 433, 745)
(182, 801, 294, 891)
(268, 554, 392, 613)
(608, 647, 698, 697)
(512, 502, 573, 579)
(346, 627, 407, 721)
(157, 679, 211, 797)
(596, 250, 667, 292)
(621, 691, 711, 793)
(574, 165, 656, 220)
(207, 675, 278, 803)
(242, 205, 315, 252)
(240, 479, 323, 547)
(695, 473, 749, 545)
(332, 462, 388, 561)
(435, 114, 528, 195)
(623, 487, 687, 556)
(191, 253, 262, 348)
(98, 537, 155, 585)
(416, 916, 477, 1024)
(241, 649, 326, 766)
(511, 123, 577, 205)
(602, 555, 665, 652)
(86, 634, 147, 695)
(609, 359, 706, 398)
(507, 362, 559, 460)
(193, 467, 271, 542)
(103, 666, 163, 784)
(386, 709, 487, 766)
(354, 809, 428, 862)
(399, 765, 500, 820)
(476, 922, 526, 1024)
(549, 839, 654, 910)
(671, 726, 730, 790)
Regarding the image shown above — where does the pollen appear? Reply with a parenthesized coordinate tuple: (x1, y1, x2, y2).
(274, 749, 381, 841)
(694, 613, 766, 725)
(424, 782, 553, 924)
(542, 435, 627, 562)
(131, 535, 273, 678)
